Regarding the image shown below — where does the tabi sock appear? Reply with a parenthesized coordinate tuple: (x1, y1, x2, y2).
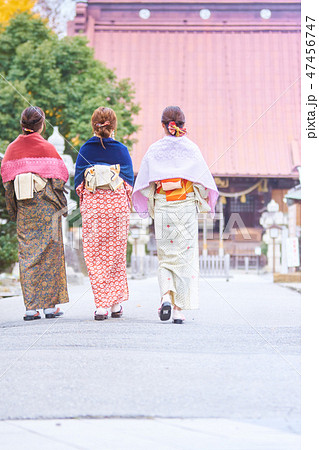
(172, 309, 185, 320)
(43, 307, 57, 314)
(25, 310, 37, 316)
(162, 293, 171, 304)
(111, 304, 121, 313)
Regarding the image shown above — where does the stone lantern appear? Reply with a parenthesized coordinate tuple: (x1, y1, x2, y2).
(260, 199, 289, 273)
(48, 126, 77, 243)
(48, 126, 75, 179)
(48, 126, 83, 282)
(128, 214, 152, 278)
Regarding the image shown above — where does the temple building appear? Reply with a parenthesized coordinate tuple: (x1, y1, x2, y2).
(68, 0, 301, 262)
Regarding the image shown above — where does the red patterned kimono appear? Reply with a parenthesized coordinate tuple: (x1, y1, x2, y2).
(77, 182, 132, 308)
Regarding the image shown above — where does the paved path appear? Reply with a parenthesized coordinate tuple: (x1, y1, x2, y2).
(0, 274, 300, 449)
(1, 418, 299, 450)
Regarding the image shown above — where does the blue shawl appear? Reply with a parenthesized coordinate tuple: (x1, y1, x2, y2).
(74, 136, 134, 191)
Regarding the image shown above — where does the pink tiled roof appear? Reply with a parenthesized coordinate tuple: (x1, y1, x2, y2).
(90, 0, 300, 4)
(95, 31, 300, 177)
(69, 2, 301, 178)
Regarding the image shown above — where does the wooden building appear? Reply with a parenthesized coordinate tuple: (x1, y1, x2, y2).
(68, 0, 301, 259)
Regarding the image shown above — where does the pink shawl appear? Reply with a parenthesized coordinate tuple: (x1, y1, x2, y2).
(1, 133, 69, 183)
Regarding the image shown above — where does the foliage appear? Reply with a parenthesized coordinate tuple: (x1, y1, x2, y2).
(0, 0, 34, 24)
(0, 12, 140, 160)
(261, 240, 268, 257)
(126, 242, 133, 265)
(0, 12, 140, 272)
(0, 173, 18, 272)
(0, 235, 18, 272)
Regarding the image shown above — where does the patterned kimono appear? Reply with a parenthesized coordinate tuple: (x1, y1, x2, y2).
(1, 133, 70, 311)
(77, 182, 132, 308)
(75, 137, 134, 309)
(3, 180, 69, 310)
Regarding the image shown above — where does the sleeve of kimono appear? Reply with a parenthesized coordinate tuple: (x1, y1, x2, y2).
(50, 179, 68, 217)
(193, 183, 209, 199)
(3, 181, 17, 222)
(193, 183, 211, 213)
(147, 182, 156, 219)
(76, 181, 84, 205)
(139, 182, 156, 218)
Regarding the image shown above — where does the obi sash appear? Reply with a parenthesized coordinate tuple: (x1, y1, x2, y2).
(84, 164, 124, 192)
(156, 178, 194, 201)
(14, 173, 47, 200)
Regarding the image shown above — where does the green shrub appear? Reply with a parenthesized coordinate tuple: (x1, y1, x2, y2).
(0, 234, 18, 272)
(0, 172, 18, 272)
(261, 240, 268, 256)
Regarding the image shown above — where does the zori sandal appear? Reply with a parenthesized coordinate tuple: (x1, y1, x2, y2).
(111, 305, 123, 318)
(44, 307, 64, 319)
(172, 308, 185, 324)
(158, 301, 172, 321)
(94, 311, 108, 321)
(23, 311, 41, 321)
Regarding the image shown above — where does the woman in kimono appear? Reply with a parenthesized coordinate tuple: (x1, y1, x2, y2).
(132, 106, 219, 324)
(75, 107, 134, 320)
(1, 106, 69, 321)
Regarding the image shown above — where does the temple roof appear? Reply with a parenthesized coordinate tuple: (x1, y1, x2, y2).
(69, 1, 301, 178)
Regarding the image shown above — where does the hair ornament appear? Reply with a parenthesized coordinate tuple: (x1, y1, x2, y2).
(96, 121, 110, 127)
(22, 127, 35, 133)
(168, 121, 187, 137)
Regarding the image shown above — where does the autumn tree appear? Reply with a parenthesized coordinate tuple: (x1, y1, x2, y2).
(0, 0, 34, 24)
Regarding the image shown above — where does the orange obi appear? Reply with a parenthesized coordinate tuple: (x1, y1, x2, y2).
(156, 178, 194, 201)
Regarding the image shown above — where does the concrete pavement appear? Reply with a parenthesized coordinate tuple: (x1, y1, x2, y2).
(0, 273, 300, 449)
(0, 418, 299, 450)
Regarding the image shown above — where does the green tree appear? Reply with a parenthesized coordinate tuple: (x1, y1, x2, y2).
(0, 12, 140, 158)
(0, 12, 140, 272)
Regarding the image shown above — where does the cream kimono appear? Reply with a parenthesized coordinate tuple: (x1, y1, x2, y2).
(133, 135, 219, 310)
(142, 183, 210, 309)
